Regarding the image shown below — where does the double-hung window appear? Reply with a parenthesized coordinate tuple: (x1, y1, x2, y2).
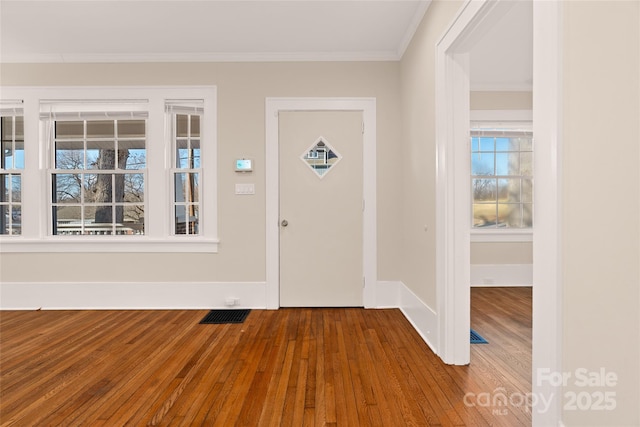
(0, 86, 218, 252)
(167, 102, 202, 236)
(0, 102, 24, 235)
(44, 102, 148, 236)
(470, 110, 533, 241)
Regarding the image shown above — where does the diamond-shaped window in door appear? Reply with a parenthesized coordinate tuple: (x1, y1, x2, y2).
(300, 137, 342, 179)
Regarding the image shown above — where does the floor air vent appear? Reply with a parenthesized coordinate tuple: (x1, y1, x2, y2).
(470, 329, 488, 344)
(199, 309, 251, 324)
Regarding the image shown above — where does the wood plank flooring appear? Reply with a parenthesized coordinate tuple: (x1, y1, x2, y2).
(1, 288, 531, 426)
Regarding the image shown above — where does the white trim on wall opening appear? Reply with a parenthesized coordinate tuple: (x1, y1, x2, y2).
(436, 0, 563, 425)
(532, 1, 564, 425)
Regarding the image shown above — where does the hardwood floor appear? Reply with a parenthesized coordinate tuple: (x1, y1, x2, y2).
(1, 288, 531, 426)
(470, 287, 532, 425)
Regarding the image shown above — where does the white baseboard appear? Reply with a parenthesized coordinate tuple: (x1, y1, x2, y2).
(2, 280, 439, 356)
(378, 281, 438, 354)
(0, 281, 267, 310)
(470, 263, 532, 287)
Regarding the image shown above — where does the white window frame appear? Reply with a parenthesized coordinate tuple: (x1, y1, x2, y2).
(0, 102, 24, 236)
(44, 102, 149, 237)
(0, 86, 218, 253)
(166, 102, 204, 237)
(470, 110, 532, 243)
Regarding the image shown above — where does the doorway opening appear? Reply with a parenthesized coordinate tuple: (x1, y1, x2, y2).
(435, 1, 562, 425)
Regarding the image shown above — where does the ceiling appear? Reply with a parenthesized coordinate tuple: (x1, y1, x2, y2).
(0, 0, 430, 62)
(469, 0, 533, 91)
(0, 0, 532, 90)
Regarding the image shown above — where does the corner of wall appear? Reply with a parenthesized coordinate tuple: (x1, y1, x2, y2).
(377, 281, 438, 354)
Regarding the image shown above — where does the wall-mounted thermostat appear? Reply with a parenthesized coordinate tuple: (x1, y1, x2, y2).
(235, 159, 253, 172)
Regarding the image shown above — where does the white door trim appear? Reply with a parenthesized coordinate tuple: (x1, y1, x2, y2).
(265, 98, 377, 309)
(436, 1, 563, 425)
(531, 2, 564, 425)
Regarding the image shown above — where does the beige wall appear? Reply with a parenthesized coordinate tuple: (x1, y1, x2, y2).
(470, 91, 532, 110)
(562, 1, 639, 425)
(470, 242, 533, 266)
(0, 62, 403, 283)
(399, 0, 463, 308)
(470, 242, 532, 265)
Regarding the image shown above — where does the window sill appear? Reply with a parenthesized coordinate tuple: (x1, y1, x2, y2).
(0, 237, 220, 253)
(470, 229, 532, 243)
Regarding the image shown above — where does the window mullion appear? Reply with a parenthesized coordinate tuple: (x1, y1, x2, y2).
(187, 114, 192, 236)
(20, 97, 44, 239)
(145, 96, 167, 239)
(201, 92, 216, 238)
(493, 141, 498, 228)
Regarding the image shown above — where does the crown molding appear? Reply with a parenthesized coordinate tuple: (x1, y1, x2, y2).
(0, 50, 403, 64)
(396, 0, 432, 59)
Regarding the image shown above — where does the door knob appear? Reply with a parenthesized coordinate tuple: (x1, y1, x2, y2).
(281, 219, 289, 227)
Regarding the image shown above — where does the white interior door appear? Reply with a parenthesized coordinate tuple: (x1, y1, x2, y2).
(279, 111, 363, 307)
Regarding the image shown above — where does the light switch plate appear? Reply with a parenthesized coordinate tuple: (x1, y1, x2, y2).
(235, 183, 255, 195)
